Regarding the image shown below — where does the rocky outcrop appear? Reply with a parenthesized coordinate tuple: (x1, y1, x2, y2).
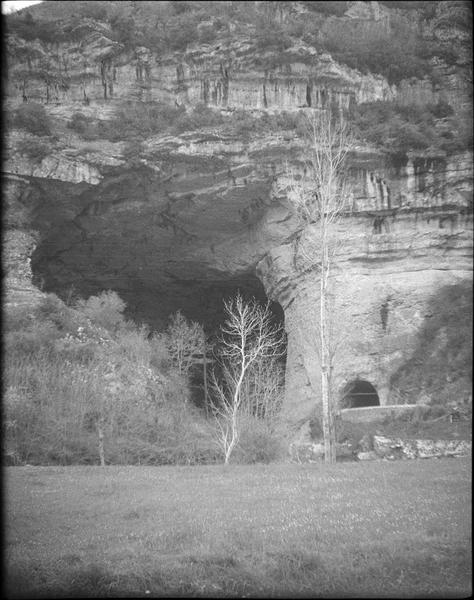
(3, 1, 473, 439)
(372, 435, 471, 460)
(289, 436, 471, 462)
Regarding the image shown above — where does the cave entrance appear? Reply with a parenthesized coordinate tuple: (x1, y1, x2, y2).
(340, 380, 380, 409)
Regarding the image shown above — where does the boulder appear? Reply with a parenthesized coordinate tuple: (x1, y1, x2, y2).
(357, 433, 373, 453)
(356, 451, 378, 461)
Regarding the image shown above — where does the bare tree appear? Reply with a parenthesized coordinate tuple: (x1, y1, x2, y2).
(240, 354, 284, 427)
(163, 310, 205, 378)
(211, 294, 284, 464)
(287, 109, 352, 464)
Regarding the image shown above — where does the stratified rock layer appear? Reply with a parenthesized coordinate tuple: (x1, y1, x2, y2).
(4, 1, 473, 438)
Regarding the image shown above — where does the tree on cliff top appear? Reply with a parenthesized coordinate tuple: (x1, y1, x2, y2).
(287, 110, 352, 464)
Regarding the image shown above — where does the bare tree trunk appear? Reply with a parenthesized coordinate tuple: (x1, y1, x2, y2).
(320, 279, 336, 463)
(224, 410, 238, 465)
(287, 110, 351, 465)
(203, 339, 208, 418)
(97, 417, 105, 467)
(320, 215, 336, 464)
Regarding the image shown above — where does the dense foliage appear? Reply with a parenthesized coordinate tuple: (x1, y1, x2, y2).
(352, 100, 473, 157)
(6, 1, 466, 84)
(4, 289, 284, 466)
(13, 102, 52, 136)
(4, 291, 220, 466)
(65, 97, 472, 159)
(390, 282, 473, 406)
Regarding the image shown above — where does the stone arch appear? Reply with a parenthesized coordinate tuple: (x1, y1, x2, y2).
(340, 379, 380, 408)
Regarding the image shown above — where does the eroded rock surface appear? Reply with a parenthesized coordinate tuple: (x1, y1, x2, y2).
(4, 1, 472, 436)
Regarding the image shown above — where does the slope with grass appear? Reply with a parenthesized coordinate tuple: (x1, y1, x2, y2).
(5, 460, 472, 597)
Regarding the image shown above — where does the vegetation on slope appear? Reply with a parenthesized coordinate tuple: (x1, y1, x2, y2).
(6, 1, 471, 159)
(352, 100, 473, 158)
(6, 1, 468, 83)
(390, 282, 473, 406)
(3, 289, 285, 467)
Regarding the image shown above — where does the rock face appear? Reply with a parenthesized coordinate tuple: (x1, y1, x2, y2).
(4, 1, 473, 439)
(288, 434, 471, 463)
(372, 435, 471, 460)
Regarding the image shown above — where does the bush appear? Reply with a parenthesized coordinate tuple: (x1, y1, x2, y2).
(174, 103, 223, 132)
(255, 22, 293, 53)
(75, 290, 127, 332)
(352, 99, 470, 157)
(13, 102, 52, 136)
(317, 17, 432, 85)
(66, 112, 98, 139)
(4, 320, 60, 357)
(301, 1, 348, 16)
(198, 22, 217, 44)
(16, 137, 51, 164)
(100, 101, 185, 141)
(165, 12, 199, 51)
(101, 101, 228, 142)
(390, 282, 472, 406)
(4, 294, 79, 357)
(36, 293, 78, 332)
(233, 417, 284, 464)
(6, 11, 67, 43)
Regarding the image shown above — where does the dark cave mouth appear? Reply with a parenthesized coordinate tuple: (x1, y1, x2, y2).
(32, 240, 287, 411)
(341, 380, 380, 409)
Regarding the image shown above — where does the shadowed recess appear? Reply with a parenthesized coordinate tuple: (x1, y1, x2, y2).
(341, 380, 380, 408)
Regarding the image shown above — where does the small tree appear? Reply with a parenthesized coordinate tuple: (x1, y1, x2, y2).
(287, 109, 352, 464)
(211, 294, 284, 464)
(164, 310, 205, 378)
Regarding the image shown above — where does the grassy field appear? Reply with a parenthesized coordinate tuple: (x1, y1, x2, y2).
(5, 459, 472, 598)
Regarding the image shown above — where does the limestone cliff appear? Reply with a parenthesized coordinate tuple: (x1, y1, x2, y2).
(4, 0, 472, 436)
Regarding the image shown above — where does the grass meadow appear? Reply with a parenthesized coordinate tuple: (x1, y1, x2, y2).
(5, 459, 472, 598)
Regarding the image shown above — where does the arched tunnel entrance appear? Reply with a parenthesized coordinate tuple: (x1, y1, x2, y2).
(340, 380, 380, 409)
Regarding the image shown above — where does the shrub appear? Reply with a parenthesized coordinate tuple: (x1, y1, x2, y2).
(352, 99, 470, 157)
(149, 334, 171, 370)
(4, 320, 60, 357)
(100, 101, 185, 141)
(13, 102, 52, 136)
(255, 22, 293, 53)
(110, 14, 138, 47)
(101, 100, 228, 142)
(6, 11, 67, 43)
(233, 417, 284, 464)
(16, 137, 51, 164)
(317, 17, 432, 85)
(4, 294, 79, 357)
(122, 140, 144, 166)
(174, 103, 223, 132)
(198, 22, 217, 44)
(301, 1, 348, 16)
(66, 112, 98, 139)
(390, 282, 472, 406)
(165, 12, 199, 51)
(76, 290, 127, 332)
(36, 293, 78, 332)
